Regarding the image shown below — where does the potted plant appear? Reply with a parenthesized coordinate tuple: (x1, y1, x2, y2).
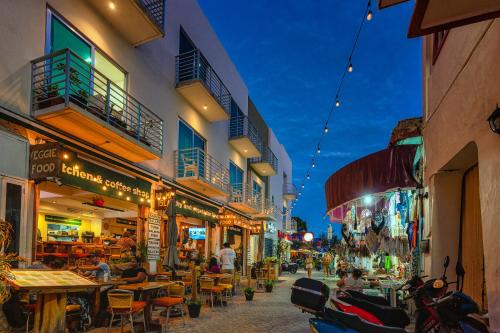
(186, 299, 202, 318)
(187, 261, 202, 317)
(264, 280, 274, 293)
(36, 83, 64, 109)
(244, 287, 255, 301)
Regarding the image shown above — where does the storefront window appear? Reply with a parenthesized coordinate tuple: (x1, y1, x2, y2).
(3, 182, 23, 254)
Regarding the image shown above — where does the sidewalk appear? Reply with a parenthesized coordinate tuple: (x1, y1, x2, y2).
(90, 271, 313, 333)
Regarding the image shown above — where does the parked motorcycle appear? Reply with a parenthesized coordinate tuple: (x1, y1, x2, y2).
(281, 260, 298, 274)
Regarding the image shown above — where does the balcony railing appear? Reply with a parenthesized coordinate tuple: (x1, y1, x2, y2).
(229, 183, 262, 212)
(175, 49, 231, 115)
(174, 147, 229, 194)
(249, 146, 278, 174)
(229, 113, 262, 148)
(31, 49, 163, 154)
(283, 183, 298, 199)
(138, 0, 166, 32)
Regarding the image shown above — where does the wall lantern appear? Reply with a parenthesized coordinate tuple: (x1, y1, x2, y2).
(303, 232, 314, 242)
(488, 104, 500, 135)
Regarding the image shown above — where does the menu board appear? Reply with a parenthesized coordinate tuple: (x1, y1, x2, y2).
(147, 212, 161, 260)
(7, 270, 97, 290)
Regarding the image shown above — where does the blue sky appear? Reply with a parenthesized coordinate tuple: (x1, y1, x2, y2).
(199, 1, 422, 236)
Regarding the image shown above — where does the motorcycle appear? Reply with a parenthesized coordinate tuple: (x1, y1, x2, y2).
(281, 260, 298, 274)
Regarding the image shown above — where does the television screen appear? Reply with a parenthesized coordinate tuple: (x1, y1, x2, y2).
(189, 228, 206, 240)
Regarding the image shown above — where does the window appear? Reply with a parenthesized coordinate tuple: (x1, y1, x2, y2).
(46, 11, 126, 92)
(178, 119, 206, 177)
(229, 162, 244, 190)
(179, 27, 196, 54)
(432, 30, 449, 64)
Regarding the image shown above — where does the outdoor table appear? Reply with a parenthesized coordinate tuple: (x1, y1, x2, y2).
(379, 280, 405, 307)
(5, 269, 97, 333)
(117, 281, 174, 329)
(205, 273, 226, 285)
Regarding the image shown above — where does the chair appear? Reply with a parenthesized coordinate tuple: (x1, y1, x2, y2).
(153, 282, 186, 331)
(107, 289, 146, 333)
(218, 274, 233, 302)
(199, 277, 224, 308)
(181, 153, 198, 178)
(107, 246, 122, 261)
(256, 269, 265, 290)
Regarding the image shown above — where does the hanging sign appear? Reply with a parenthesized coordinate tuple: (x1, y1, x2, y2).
(175, 195, 219, 222)
(147, 212, 161, 260)
(29, 143, 62, 180)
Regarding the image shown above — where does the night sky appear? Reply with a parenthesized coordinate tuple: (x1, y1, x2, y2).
(198, 1, 422, 236)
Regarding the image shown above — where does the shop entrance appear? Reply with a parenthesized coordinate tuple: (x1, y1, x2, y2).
(459, 165, 487, 310)
(36, 181, 139, 259)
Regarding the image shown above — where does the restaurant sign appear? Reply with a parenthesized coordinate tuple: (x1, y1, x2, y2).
(29, 144, 151, 205)
(175, 195, 219, 223)
(147, 212, 161, 260)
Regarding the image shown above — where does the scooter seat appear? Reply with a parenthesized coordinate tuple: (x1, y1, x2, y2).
(338, 294, 410, 328)
(323, 308, 408, 333)
(344, 289, 390, 306)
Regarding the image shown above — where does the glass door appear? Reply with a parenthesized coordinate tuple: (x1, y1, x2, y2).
(0, 177, 27, 260)
(178, 120, 206, 178)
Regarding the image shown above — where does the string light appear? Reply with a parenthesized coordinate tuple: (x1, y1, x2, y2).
(367, 0, 373, 21)
(294, 1, 370, 209)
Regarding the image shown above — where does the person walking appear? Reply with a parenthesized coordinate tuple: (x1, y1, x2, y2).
(322, 253, 331, 279)
(219, 242, 236, 274)
(305, 255, 314, 278)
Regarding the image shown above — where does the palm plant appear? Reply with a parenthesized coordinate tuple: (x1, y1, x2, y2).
(0, 220, 21, 304)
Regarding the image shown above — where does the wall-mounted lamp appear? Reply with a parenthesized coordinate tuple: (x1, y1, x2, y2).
(488, 104, 500, 135)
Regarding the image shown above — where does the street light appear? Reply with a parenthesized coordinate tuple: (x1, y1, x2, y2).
(303, 232, 314, 242)
(488, 104, 500, 135)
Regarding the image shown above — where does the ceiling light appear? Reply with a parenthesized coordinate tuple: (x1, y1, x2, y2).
(126, 196, 130, 201)
(102, 186, 107, 191)
(109, 2, 116, 10)
(203, 105, 208, 110)
(74, 165, 79, 170)
(118, 191, 123, 196)
(63, 153, 69, 160)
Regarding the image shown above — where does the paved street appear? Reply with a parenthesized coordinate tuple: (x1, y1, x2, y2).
(92, 271, 315, 333)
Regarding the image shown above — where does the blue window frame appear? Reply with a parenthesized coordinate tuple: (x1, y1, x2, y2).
(178, 119, 206, 177)
(229, 162, 243, 190)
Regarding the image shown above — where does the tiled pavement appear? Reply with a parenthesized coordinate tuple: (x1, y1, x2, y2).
(90, 271, 314, 333)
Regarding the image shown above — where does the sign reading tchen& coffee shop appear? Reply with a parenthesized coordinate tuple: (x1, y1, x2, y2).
(29, 144, 152, 205)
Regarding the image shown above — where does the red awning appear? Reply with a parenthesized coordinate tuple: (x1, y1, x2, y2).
(324, 145, 419, 212)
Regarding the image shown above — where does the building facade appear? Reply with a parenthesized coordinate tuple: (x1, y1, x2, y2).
(421, 19, 500, 329)
(0, 0, 294, 274)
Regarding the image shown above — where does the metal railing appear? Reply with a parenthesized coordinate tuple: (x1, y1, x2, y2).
(175, 49, 231, 115)
(261, 198, 276, 217)
(249, 146, 278, 173)
(283, 183, 298, 197)
(138, 0, 166, 32)
(229, 113, 262, 149)
(31, 49, 163, 154)
(174, 147, 229, 194)
(229, 183, 262, 211)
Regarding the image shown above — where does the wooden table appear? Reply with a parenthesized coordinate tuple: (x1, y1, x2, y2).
(5, 270, 97, 333)
(117, 281, 174, 329)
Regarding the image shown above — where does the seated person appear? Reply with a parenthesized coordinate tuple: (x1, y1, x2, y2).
(337, 268, 364, 292)
(116, 231, 136, 252)
(121, 259, 147, 283)
(205, 257, 221, 274)
(80, 254, 110, 280)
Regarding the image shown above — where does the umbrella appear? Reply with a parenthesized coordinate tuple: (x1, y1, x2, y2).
(163, 203, 179, 269)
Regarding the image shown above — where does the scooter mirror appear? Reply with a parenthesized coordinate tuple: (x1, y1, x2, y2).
(444, 256, 450, 268)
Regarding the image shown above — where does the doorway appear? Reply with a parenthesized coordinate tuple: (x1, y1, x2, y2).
(460, 165, 487, 310)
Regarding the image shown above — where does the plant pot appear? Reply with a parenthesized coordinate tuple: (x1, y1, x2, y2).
(244, 292, 254, 301)
(37, 95, 64, 110)
(187, 303, 201, 318)
(265, 285, 273, 293)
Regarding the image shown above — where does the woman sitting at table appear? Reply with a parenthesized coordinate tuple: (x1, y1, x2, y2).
(121, 259, 147, 283)
(205, 257, 221, 274)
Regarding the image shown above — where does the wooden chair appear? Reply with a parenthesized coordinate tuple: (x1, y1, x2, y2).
(181, 153, 198, 178)
(107, 289, 146, 333)
(255, 269, 265, 290)
(218, 274, 233, 302)
(107, 246, 122, 261)
(199, 277, 224, 308)
(153, 282, 186, 331)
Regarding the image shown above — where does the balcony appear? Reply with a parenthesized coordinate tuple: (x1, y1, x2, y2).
(283, 183, 298, 201)
(175, 49, 231, 122)
(88, 0, 165, 46)
(228, 183, 262, 214)
(229, 114, 262, 158)
(249, 146, 278, 176)
(31, 49, 163, 162)
(174, 148, 229, 198)
(253, 198, 277, 221)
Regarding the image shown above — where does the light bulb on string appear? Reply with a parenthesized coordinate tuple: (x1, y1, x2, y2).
(306, 172, 310, 180)
(317, 145, 321, 154)
(367, 0, 373, 21)
(301, 184, 305, 189)
(324, 125, 329, 133)
(348, 58, 353, 73)
(335, 96, 340, 107)
(312, 159, 316, 168)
